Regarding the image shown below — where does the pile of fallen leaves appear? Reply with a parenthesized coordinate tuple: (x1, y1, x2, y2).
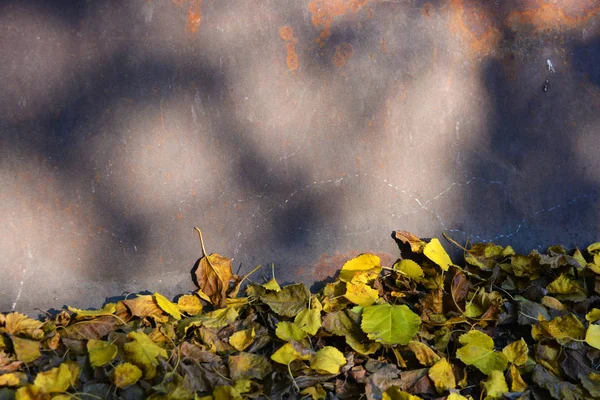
(2, 229, 600, 400)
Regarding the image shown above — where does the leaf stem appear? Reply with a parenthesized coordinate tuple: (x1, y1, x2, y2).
(194, 227, 208, 258)
(287, 362, 300, 391)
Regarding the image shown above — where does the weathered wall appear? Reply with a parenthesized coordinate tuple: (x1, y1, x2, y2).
(1, 0, 599, 314)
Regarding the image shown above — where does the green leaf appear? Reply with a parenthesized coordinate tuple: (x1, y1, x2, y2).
(87, 339, 118, 367)
(393, 259, 424, 281)
(423, 239, 452, 271)
(361, 304, 421, 345)
(482, 370, 508, 399)
(112, 362, 142, 389)
(455, 330, 507, 375)
(153, 292, 181, 320)
(260, 283, 310, 317)
(310, 346, 346, 374)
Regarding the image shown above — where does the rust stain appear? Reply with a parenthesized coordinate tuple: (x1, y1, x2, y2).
(308, 0, 369, 46)
(280, 26, 299, 72)
(187, 0, 202, 33)
(448, 0, 502, 58)
(177, 212, 184, 220)
(279, 26, 294, 41)
(422, 3, 434, 18)
(379, 37, 387, 53)
(309, 251, 396, 282)
(332, 43, 354, 67)
(505, 2, 600, 32)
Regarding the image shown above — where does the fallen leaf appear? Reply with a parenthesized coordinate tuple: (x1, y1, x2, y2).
(393, 259, 424, 281)
(228, 328, 255, 351)
(344, 281, 379, 306)
(260, 283, 310, 317)
(193, 228, 233, 307)
(427, 358, 455, 393)
(585, 324, 600, 350)
(502, 338, 528, 366)
(228, 352, 272, 381)
(339, 254, 382, 283)
(87, 339, 118, 367)
(124, 331, 168, 379)
(67, 303, 117, 319)
(455, 330, 507, 375)
(153, 292, 181, 320)
(361, 304, 421, 345)
(295, 308, 322, 335)
(310, 346, 346, 374)
(482, 370, 508, 399)
(177, 294, 203, 316)
(112, 362, 142, 389)
(423, 239, 452, 271)
(10, 336, 40, 363)
(394, 231, 426, 253)
(33, 363, 72, 393)
(407, 341, 440, 366)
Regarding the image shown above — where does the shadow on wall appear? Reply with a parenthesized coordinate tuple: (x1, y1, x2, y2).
(452, 1, 600, 251)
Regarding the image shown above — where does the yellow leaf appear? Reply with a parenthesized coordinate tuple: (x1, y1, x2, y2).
(508, 364, 527, 392)
(447, 393, 470, 400)
(11, 336, 40, 363)
(339, 254, 382, 282)
(541, 296, 566, 311)
(262, 278, 281, 292)
(539, 314, 585, 341)
(393, 259, 424, 281)
(310, 346, 346, 374)
(423, 239, 452, 271)
(67, 303, 117, 319)
(233, 379, 253, 394)
(271, 342, 312, 365)
(586, 308, 600, 323)
(0, 372, 27, 387)
(33, 363, 72, 393)
(301, 385, 327, 400)
(15, 385, 49, 400)
(585, 324, 600, 350)
(5, 313, 44, 339)
(407, 341, 440, 366)
(196, 307, 239, 329)
(546, 274, 586, 300)
(344, 281, 379, 306)
(382, 386, 423, 400)
(112, 362, 142, 389)
(87, 339, 118, 367)
(124, 331, 168, 379)
(275, 321, 308, 342)
(295, 308, 322, 335)
(213, 385, 242, 400)
(177, 294, 203, 315)
(502, 338, 528, 366)
(428, 358, 456, 393)
(153, 292, 181, 320)
(482, 370, 508, 399)
(228, 328, 255, 351)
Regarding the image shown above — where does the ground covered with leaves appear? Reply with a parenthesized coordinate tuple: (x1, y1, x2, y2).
(2, 229, 600, 400)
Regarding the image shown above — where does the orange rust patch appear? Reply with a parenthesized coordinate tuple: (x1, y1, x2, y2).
(187, 0, 202, 33)
(177, 212, 184, 220)
(333, 43, 354, 67)
(279, 26, 294, 41)
(308, 0, 369, 46)
(286, 43, 299, 71)
(379, 37, 387, 53)
(280, 26, 299, 71)
(448, 0, 501, 58)
(505, 3, 600, 32)
(309, 251, 396, 282)
(422, 3, 434, 18)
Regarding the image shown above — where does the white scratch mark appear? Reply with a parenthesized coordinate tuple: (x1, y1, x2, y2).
(12, 246, 32, 311)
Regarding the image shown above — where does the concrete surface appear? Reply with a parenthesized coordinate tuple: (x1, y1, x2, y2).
(1, 0, 599, 314)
